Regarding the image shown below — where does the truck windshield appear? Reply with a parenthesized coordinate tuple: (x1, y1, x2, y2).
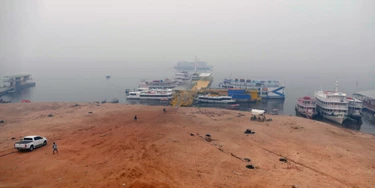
(23, 138, 33, 141)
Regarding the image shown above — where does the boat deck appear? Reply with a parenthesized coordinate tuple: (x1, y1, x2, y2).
(191, 80, 212, 91)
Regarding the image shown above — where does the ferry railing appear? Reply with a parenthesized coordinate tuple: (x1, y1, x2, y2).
(317, 104, 348, 110)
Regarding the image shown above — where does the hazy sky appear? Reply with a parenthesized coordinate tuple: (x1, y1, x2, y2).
(0, 0, 374, 76)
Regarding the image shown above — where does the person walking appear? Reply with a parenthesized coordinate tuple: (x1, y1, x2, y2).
(134, 115, 137, 121)
(52, 142, 58, 155)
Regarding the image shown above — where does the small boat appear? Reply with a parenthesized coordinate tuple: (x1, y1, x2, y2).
(271, 109, 279, 115)
(0, 98, 11, 103)
(195, 95, 236, 104)
(127, 89, 173, 100)
(109, 98, 119, 103)
(106, 75, 111, 79)
(346, 97, 362, 119)
(295, 96, 317, 119)
(6, 88, 15, 94)
(21, 99, 31, 103)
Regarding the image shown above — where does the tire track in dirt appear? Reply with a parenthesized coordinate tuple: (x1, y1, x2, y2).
(226, 129, 357, 188)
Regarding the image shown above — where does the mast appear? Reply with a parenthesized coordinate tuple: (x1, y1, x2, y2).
(335, 79, 338, 93)
(194, 55, 198, 73)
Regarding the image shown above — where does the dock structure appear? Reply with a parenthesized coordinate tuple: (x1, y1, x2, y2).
(170, 73, 213, 107)
(4, 74, 35, 89)
(170, 72, 264, 107)
(354, 90, 375, 113)
(0, 74, 35, 96)
(191, 73, 213, 91)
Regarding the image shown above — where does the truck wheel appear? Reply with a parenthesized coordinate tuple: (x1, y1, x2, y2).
(43, 141, 47, 146)
(29, 145, 34, 151)
(17, 148, 22, 151)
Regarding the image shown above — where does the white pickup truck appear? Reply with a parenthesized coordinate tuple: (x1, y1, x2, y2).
(14, 135, 48, 151)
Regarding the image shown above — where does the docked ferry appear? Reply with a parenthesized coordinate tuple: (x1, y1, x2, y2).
(174, 58, 213, 70)
(174, 71, 192, 85)
(126, 89, 173, 100)
(195, 95, 236, 103)
(295, 96, 317, 119)
(347, 97, 363, 119)
(139, 78, 178, 89)
(218, 78, 285, 99)
(314, 82, 348, 124)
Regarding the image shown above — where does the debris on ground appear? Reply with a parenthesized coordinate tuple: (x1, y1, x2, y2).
(205, 136, 212, 142)
(230, 153, 243, 161)
(48, 114, 53, 117)
(0, 120, 4, 123)
(244, 158, 251, 162)
(190, 133, 195, 136)
(205, 134, 211, 137)
(237, 113, 246, 117)
(279, 158, 288, 162)
(244, 129, 255, 134)
(88, 112, 93, 114)
(191, 110, 230, 117)
(232, 171, 243, 176)
(291, 126, 303, 129)
(11, 137, 15, 140)
(246, 165, 255, 169)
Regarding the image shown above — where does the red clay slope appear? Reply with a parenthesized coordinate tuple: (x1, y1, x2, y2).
(0, 102, 374, 188)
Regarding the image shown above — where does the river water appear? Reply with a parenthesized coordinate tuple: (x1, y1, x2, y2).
(1, 64, 374, 134)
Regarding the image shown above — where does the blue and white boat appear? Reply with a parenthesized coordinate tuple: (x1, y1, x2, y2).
(218, 78, 285, 99)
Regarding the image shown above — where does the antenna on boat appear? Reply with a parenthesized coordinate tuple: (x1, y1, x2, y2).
(335, 78, 338, 93)
(194, 55, 198, 73)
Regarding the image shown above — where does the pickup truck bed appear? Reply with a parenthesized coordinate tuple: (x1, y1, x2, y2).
(15, 141, 33, 144)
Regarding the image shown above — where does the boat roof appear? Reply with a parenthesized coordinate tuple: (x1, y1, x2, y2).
(4, 74, 32, 78)
(346, 97, 362, 102)
(355, 89, 375, 99)
(199, 73, 212, 77)
(317, 90, 347, 97)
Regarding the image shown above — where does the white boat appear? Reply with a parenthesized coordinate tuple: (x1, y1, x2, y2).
(347, 97, 363, 118)
(174, 57, 213, 70)
(174, 71, 192, 85)
(139, 78, 178, 89)
(218, 78, 285, 99)
(127, 89, 173, 100)
(191, 72, 200, 81)
(295, 96, 317, 119)
(314, 81, 348, 124)
(195, 95, 236, 103)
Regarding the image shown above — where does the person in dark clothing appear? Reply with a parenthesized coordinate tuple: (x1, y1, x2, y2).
(134, 115, 137, 121)
(52, 142, 58, 155)
(163, 108, 166, 113)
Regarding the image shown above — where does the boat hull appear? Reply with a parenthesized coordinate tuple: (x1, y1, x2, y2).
(127, 97, 172, 100)
(322, 115, 346, 124)
(295, 106, 316, 119)
(218, 85, 285, 99)
(195, 99, 236, 104)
